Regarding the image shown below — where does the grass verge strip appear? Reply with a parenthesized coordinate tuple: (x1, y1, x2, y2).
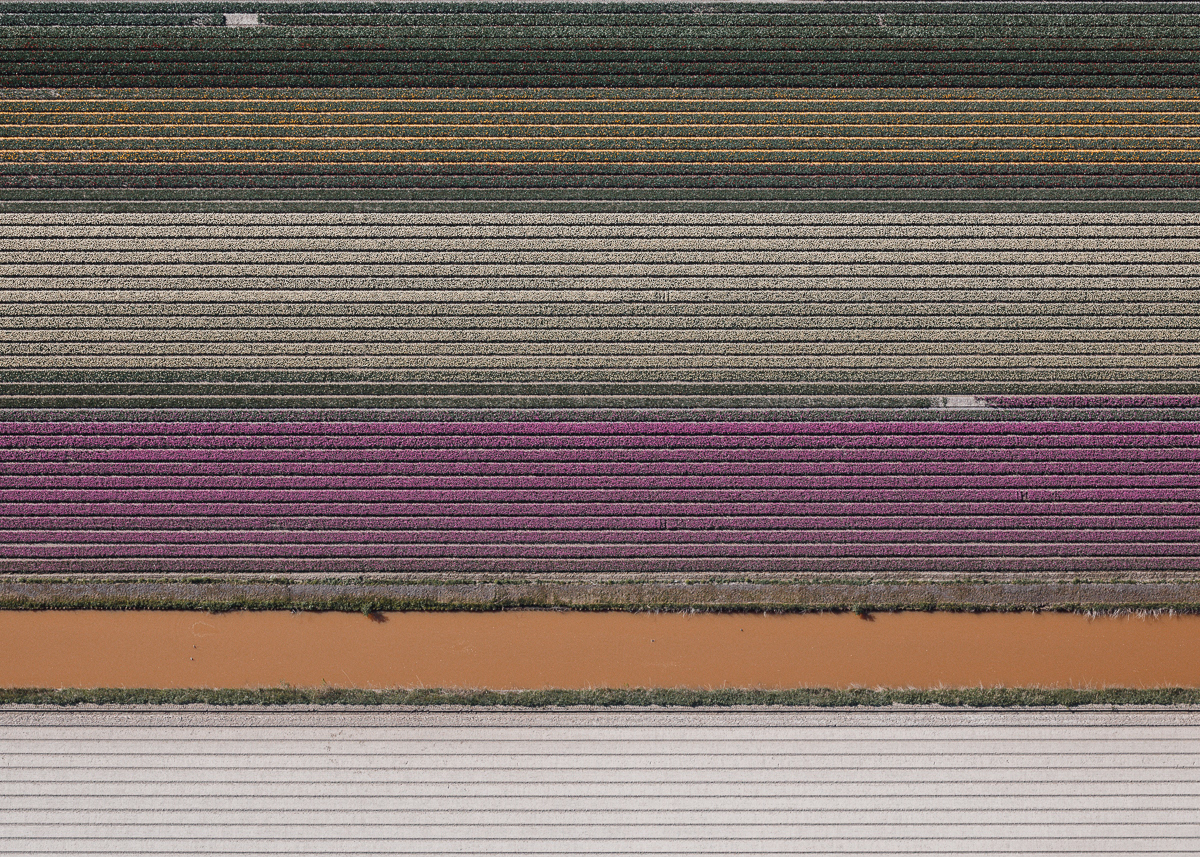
(6, 687, 1200, 707)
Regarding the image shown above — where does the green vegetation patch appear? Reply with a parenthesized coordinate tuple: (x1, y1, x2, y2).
(6, 594, 1200, 616)
(7, 577, 1200, 615)
(5, 687, 1200, 707)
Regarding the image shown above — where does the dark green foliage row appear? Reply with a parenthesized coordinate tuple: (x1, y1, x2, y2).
(8, 189, 1200, 202)
(10, 8, 1200, 27)
(5, 3, 1200, 12)
(5, 686, 1200, 707)
(17, 164, 1182, 173)
(4, 177, 1195, 191)
(6, 133, 1191, 144)
(7, 165, 1194, 175)
(7, 3, 1200, 21)
(6, 72, 1198, 88)
(15, 41, 1200, 53)
(5, 3, 1200, 86)
(5, 201, 1200, 213)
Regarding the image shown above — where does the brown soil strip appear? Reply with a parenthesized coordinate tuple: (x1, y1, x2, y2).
(2, 609, 1199, 690)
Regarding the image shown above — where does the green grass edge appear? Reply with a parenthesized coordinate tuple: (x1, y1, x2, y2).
(5, 687, 1200, 707)
(5, 594, 1200, 615)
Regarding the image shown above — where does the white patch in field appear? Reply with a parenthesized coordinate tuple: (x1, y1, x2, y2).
(934, 396, 991, 409)
(224, 13, 260, 28)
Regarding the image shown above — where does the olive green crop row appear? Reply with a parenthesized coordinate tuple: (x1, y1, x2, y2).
(8, 574, 1200, 614)
(5, 686, 1200, 708)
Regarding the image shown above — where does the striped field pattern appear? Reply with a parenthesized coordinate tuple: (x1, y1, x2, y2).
(5, 89, 1200, 194)
(4, 2, 1200, 577)
(7, 710, 1200, 854)
(5, 406, 1200, 573)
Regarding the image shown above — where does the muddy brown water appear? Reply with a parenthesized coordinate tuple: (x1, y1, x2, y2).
(1, 610, 1198, 689)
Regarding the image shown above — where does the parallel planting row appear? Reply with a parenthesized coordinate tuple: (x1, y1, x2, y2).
(5, 3, 1200, 87)
(2, 408, 1198, 572)
(5, 213, 1200, 386)
(3, 90, 1199, 193)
